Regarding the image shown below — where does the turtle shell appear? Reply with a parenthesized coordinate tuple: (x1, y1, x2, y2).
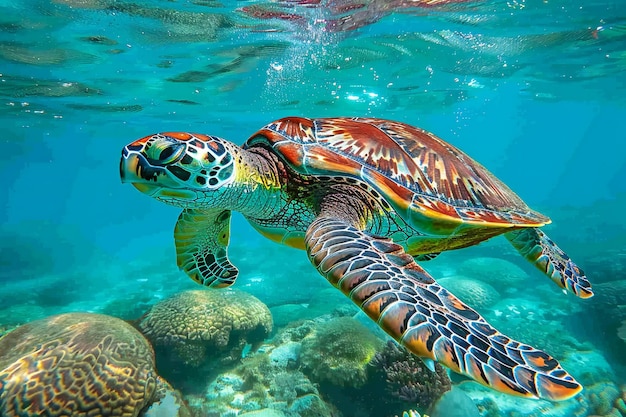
(244, 117, 549, 234)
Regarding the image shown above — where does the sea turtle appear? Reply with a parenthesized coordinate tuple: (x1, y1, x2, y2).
(120, 116, 592, 401)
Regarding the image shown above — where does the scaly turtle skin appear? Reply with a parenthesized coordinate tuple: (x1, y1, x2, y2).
(120, 117, 592, 401)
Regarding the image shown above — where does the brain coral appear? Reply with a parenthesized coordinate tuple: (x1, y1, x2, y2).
(300, 317, 383, 387)
(0, 312, 158, 417)
(437, 276, 500, 311)
(138, 289, 273, 368)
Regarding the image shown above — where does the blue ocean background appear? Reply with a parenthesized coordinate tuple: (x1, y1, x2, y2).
(1, 0, 625, 416)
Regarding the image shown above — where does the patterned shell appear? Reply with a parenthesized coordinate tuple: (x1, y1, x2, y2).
(244, 117, 549, 228)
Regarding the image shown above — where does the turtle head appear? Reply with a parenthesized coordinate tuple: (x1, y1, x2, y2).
(120, 132, 237, 207)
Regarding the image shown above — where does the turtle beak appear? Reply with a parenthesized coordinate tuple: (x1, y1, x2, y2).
(120, 146, 191, 201)
(120, 150, 164, 197)
(120, 147, 167, 184)
(120, 146, 132, 183)
(121, 148, 145, 183)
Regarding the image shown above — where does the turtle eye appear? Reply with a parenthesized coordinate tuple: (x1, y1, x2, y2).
(145, 137, 186, 166)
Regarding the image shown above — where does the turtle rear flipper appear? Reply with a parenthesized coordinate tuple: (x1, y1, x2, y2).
(174, 208, 238, 287)
(305, 216, 582, 401)
(505, 228, 593, 298)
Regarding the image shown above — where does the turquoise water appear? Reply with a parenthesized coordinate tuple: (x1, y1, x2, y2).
(1, 0, 625, 416)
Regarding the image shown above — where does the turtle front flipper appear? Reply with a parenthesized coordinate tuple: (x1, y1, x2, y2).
(174, 208, 238, 288)
(305, 217, 582, 401)
(505, 228, 593, 298)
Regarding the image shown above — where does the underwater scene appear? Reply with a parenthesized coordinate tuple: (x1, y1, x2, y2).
(1, 0, 625, 416)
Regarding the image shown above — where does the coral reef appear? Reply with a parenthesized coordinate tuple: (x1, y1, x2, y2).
(269, 287, 357, 330)
(485, 303, 592, 360)
(144, 377, 193, 417)
(370, 340, 451, 412)
(0, 312, 161, 417)
(305, 287, 360, 318)
(240, 316, 452, 417)
(300, 316, 384, 387)
(587, 280, 626, 352)
(200, 349, 334, 417)
(268, 341, 301, 369)
(271, 304, 311, 329)
(458, 257, 529, 292)
(580, 248, 626, 286)
(617, 385, 626, 416)
(562, 349, 618, 389)
(137, 288, 272, 386)
(100, 290, 161, 320)
(427, 387, 479, 417)
(437, 276, 500, 311)
(458, 360, 622, 417)
(239, 410, 286, 417)
(582, 280, 626, 377)
(395, 411, 424, 417)
(590, 280, 626, 327)
(271, 319, 317, 346)
(191, 316, 393, 417)
(586, 382, 624, 417)
(0, 324, 16, 338)
(0, 302, 47, 327)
